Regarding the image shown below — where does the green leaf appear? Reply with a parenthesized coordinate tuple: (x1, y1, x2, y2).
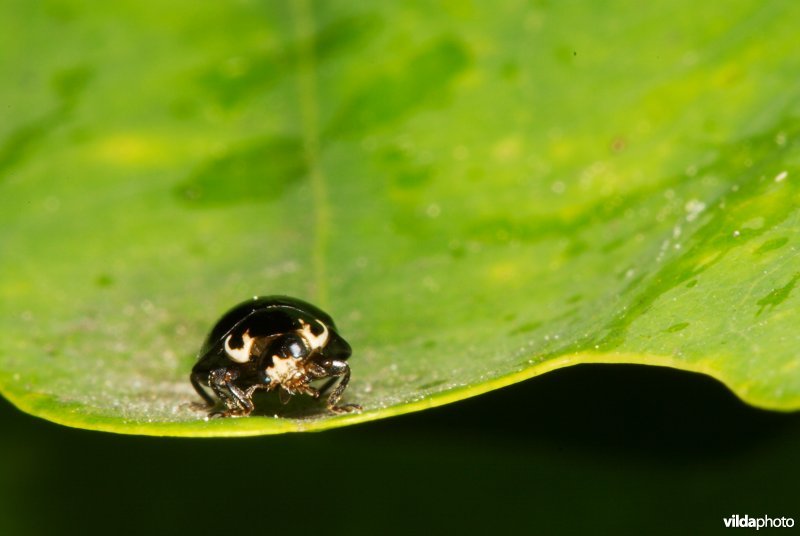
(2, 0, 799, 436)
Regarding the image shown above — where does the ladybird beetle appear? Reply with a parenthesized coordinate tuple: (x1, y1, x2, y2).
(191, 296, 361, 418)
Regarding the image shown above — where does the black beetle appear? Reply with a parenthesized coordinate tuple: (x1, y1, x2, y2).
(190, 296, 361, 418)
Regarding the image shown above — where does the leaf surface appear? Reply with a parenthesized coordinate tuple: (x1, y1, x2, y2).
(2, 0, 800, 436)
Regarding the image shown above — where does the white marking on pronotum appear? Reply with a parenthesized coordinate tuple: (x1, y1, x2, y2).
(298, 319, 329, 350)
(224, 330, 255, 363)
(267, 356, 301, 384)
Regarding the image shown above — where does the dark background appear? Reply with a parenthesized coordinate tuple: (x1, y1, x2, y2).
(2, 364, 798, 535)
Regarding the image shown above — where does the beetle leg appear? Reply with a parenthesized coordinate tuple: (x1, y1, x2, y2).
(244, 383, 269, 399)
(316, 377, 338, 397)
(208, 368, 254, 417)
(305, 363, 335, 397)
(314, 360, 362, 414)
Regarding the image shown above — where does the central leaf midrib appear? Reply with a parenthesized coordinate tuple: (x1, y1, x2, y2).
(291, 0, 329, 307)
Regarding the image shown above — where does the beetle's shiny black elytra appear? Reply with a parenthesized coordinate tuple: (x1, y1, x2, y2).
(191, 296, 361, 418)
